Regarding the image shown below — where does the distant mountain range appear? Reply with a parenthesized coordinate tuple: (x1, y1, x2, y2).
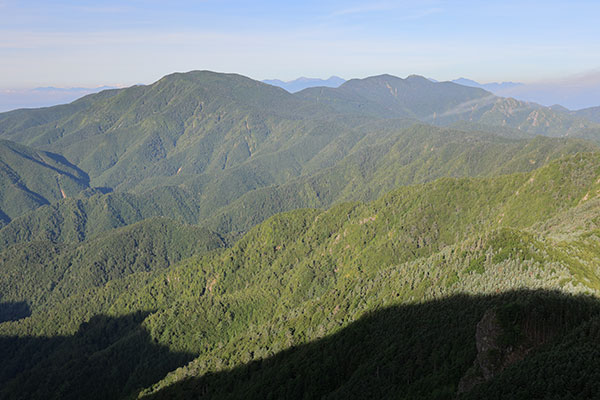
(262, 76, 345, 93)
(267, 75, 600, 110)
(451, 78, 524, 92)
(3, 73, 599, 113)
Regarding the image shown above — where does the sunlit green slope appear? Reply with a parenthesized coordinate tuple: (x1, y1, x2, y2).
(2, 154, 600, 399)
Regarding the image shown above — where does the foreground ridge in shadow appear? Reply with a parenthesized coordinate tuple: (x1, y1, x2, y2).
(144, 290, 600, 400)
(0, 311, 195, 400)
(2, 290, 600, 399)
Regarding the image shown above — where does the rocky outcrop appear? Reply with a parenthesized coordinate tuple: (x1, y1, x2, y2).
(458, 306, 559, 394)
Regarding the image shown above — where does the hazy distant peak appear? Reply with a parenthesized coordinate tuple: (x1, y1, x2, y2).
(452, 78, 524, 92)
(263, 76, 346, 93)
(33, 85, 118, 92)
(405, 74, 430, 81)
(294, 76, 343, 82)
(453, 77, 481, 86)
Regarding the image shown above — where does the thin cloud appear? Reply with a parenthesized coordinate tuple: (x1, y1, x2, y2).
(74, 6, 134, 14)
(331, 0, 442, 18)
(332, 2, 401, 16)
(398, 7, 443, 20)
(545, 69, 600, 87)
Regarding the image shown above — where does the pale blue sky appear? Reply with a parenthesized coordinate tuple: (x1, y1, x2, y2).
(1, 0, 599, 88)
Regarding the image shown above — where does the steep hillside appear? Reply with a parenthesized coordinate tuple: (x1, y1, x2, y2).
(0, 139, 89, 223)
(431, 96, 600, 138)
(2, 154, 600, 398)
(0, 188, 206, 250)
(2, 70, 600, 399)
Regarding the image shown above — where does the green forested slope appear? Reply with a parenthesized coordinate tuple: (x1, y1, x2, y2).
(205, 129, 596, 235)
(0, 218, 223, 317)
(0, 188, 206, 249)
(0, 71, 598, 246)
(2, 154, 600, 399)
(0, 139, 89, 223)
(0, 128, 594, 249)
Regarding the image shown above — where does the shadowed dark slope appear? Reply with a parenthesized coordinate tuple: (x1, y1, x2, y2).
(141, 290, 600, 400)
(0, 311, 195, 400)
(0, 301, 30, 323)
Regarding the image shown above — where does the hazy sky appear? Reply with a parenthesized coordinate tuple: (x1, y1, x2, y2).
(2, 0, 600, 88)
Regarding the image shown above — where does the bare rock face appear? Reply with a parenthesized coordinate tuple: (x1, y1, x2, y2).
(457, 307, 558, 394)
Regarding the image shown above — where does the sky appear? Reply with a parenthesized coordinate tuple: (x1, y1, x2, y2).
(1, 0, 600, 89)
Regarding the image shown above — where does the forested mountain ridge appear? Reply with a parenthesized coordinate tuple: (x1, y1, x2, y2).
(1, 71, 598, 195)
(298, 74, 600, 138)
(296, 74, 491, 119)
(0, 71, 338, 191)
(2, 154, 600, 398)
